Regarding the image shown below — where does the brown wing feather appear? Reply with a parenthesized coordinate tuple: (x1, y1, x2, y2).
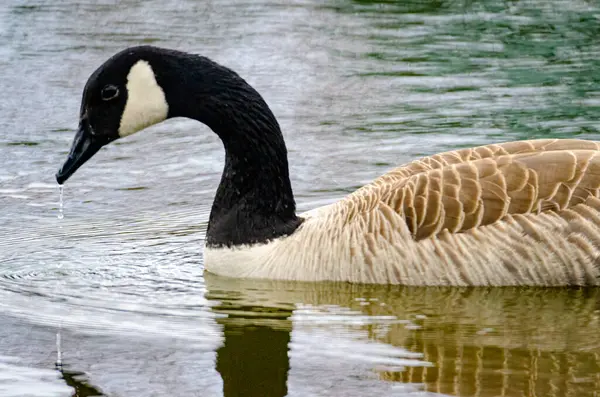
(354, 139, 600, 240)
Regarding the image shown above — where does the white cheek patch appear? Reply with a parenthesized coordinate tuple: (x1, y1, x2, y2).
(119, 60, 169, 137)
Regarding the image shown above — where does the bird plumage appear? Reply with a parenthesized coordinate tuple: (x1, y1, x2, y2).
(206, 139, 600, 286)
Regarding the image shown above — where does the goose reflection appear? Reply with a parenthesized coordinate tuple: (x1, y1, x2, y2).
(60, 368, 104, 397)
(205, 274, 435, 397)
(205, 274, 600, 397)
(211, 292, 292, 397)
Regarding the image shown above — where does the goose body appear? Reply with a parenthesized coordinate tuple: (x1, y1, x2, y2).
(56, 46, 600, 286)
(207, 139, 600, 285)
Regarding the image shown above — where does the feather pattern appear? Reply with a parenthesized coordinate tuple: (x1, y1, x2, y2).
(208, 139, 600, 285)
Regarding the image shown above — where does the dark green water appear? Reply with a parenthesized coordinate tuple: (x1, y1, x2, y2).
(1, 0, 600, 396)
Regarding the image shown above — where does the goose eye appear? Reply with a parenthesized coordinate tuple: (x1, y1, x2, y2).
(101, 85, 119, 101)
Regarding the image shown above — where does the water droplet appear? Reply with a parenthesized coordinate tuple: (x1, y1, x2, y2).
(58, 185, 64, 220)
(55, 331, 62, 368)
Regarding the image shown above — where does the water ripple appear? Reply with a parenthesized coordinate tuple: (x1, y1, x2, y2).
(2, 0, 600, 395)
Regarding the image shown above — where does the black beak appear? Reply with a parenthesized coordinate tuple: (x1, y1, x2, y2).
(55, 120, 106, 185)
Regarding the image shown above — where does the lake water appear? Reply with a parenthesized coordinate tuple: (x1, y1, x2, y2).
(1, 0, 600, 396)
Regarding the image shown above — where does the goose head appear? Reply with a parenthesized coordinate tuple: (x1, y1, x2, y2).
(56, 45, 256, 184)
(56, 46, 300, 246)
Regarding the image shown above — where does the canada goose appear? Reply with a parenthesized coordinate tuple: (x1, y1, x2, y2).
(56, 46, 600, 286)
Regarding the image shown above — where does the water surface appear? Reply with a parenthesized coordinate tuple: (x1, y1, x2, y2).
(1, 0, 600, 396)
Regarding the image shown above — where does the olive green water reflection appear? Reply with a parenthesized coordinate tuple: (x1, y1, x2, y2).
(206, 276, 600, 397)
(1, 0, 600, 396)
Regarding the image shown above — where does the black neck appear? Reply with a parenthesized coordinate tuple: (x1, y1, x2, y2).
(156, 52, 302, 247)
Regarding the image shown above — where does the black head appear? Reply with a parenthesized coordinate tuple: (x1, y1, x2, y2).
(56, 46, 173, 184)
(56, 45, 283, 187)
